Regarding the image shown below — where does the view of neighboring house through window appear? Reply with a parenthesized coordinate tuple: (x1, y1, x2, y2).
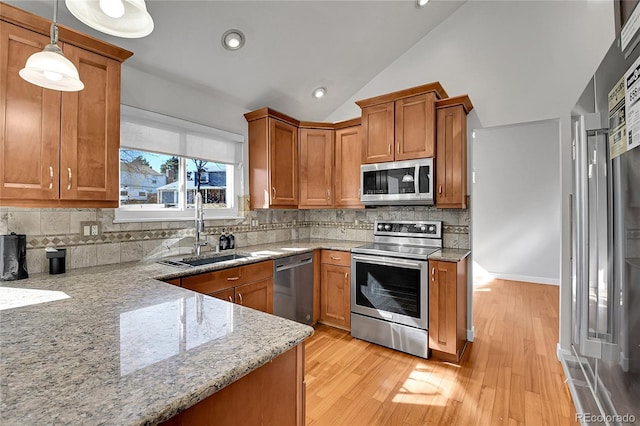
(119, 149, 231, 209)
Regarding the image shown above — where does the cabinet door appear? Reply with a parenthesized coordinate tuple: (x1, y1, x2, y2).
(395, 93, 436, 160)
(60, 44, 120, 202)
(361, 102, 394, 164)
(0, 22, 60, 201)
(320, 263, 350, 329)
(436, 105, 467, 208)
(429, 260, 457, 354)
(269, 118, 298, 207)
(210, 287, 235, 303)
(236, 277, 274, 314)
(299, 128, 333, 208)
(334, 126, 363, 208)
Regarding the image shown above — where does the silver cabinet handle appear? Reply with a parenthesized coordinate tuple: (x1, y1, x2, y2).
(67, 168, 72, 190)
(344, 272, 348, 280)
(327, 189, 331, 201)
(228, 296, 233, 303)
(330, 256, 341, 260)
(397, 144, 400, 154)
(387, 144, 391, 155)
(271, 187, 276, 199)
(49, 166, 54, 190)
(432, 267, 435, 282)
(227, 276, 240, 281)
(238, 293, 243, 305)
(438, 185, 442, 195)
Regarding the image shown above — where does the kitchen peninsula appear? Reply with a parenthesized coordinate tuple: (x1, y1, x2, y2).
(0, 248, 319, 425)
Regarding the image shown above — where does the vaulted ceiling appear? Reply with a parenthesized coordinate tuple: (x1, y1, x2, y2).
(7, 0, 466, 121)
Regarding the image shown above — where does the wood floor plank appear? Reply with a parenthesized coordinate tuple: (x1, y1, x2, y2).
(304, 279, 577, 425)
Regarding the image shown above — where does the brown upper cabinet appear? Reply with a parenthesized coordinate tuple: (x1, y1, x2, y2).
(298, 119, 363, 209)
(333, 120, 363, 209)
(245, 108, 299, 209)
(246, 107, 362, 210)
(299, 125, 334, 208)
(0, 4, 132, 208)
(356, 82, 448, 164)
(435, 95, 473, 209)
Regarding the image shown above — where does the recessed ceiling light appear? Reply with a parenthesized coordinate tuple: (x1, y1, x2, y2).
(312, 87, 327, 99)
(222, 29, 245, 51)
(416, 0, 429, 7)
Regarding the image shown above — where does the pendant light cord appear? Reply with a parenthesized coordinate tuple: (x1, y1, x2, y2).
(50, 0, 59, 45)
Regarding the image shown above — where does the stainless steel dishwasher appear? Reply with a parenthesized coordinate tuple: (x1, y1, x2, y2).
(273, 253, 314, 325)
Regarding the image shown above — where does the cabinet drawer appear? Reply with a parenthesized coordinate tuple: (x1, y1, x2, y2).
(240, 260, 273, 283)
(182, 267, 242, 294)
(321, 250, 351, 267)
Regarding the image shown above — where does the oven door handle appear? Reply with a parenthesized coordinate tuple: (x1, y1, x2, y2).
(352, 254, 424, 269)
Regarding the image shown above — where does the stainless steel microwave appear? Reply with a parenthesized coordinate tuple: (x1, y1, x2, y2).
(360, 158, 434, 205)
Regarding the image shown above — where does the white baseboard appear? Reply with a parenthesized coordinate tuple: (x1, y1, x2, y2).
(488, 272, 560, 286)
(467, 326, 475, 342)
(557, 343, 572, 361)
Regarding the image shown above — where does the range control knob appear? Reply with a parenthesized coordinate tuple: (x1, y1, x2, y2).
(377, 224, 384, 231)
(420, 225, 427, 232)
(428, 225, 436, 233)
(384, 224, 391, 231)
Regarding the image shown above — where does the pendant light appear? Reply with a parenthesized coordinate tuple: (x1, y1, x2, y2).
(19, 0, 84, 92)
(65, 0, 154, 38)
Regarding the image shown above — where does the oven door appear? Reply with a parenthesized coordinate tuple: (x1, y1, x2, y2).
(351, 253, 428, 330)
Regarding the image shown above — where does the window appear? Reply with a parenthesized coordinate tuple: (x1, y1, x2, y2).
(115, 106, 244, 222)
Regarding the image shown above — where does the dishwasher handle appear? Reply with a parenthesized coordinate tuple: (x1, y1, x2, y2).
(275, 257, 313, 272)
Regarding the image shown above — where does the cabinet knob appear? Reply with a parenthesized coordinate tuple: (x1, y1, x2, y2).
(67, 168, 72, 190)
(49, 166, 54, 190)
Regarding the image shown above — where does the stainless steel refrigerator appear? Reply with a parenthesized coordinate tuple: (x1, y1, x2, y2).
(568, 31, 640, 423)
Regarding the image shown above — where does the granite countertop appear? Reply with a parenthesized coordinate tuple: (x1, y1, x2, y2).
(0, 238, 467, 424)
(0, 238, 363, 425)
(428, 248, 471, 262)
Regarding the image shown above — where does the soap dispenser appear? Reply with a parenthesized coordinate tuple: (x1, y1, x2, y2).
(228, 230, 235, 250)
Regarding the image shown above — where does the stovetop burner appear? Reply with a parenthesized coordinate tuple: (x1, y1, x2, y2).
(351, 220, 443, 261)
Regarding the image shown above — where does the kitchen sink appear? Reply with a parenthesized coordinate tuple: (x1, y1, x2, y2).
(157, 253, 249, 268)
(181, 253, 249, 266)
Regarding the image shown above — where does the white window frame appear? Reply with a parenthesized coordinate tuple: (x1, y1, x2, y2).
(115, 106, 244, 223)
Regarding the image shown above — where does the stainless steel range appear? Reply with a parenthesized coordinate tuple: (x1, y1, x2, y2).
(350, 220, 442, 358)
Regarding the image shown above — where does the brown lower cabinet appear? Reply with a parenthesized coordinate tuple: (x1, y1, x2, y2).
(162, 343, 305, 426)
(428, 257, 468, 362)
(319, 250, 351, 330)
(180, 260, 274, 314)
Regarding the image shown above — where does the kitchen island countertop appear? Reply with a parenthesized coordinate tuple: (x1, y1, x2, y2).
(0, 239, 363, 424)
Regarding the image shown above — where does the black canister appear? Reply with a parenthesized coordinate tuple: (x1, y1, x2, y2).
(228, 233, 235, 250)
(0, 233, 28, 281)
(46, 248, 66, 275)
(219, 229, 229, 250)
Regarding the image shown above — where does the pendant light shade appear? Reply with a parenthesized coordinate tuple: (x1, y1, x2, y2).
(19, 44, 84, 91)
(65, 0, 154, 38)
(19, 0, 84, 92)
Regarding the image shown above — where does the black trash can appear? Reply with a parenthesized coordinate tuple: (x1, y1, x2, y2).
(46, 248, 66, 275)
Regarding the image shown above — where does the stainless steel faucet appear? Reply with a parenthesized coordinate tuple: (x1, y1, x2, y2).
(194, 192, 208, 256)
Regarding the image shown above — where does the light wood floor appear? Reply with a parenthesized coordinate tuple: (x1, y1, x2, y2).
(304, 279, 577, 425)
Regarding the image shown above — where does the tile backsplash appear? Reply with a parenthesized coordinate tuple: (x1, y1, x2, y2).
(1, 202, 470, 274)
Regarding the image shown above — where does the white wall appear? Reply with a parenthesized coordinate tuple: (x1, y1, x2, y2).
(325, 0, 614, 127)
(473, 119, 561, 285)
(324, 0, 615, 350)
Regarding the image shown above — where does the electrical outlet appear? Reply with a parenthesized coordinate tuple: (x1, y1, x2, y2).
(80, 221, 101, 237)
